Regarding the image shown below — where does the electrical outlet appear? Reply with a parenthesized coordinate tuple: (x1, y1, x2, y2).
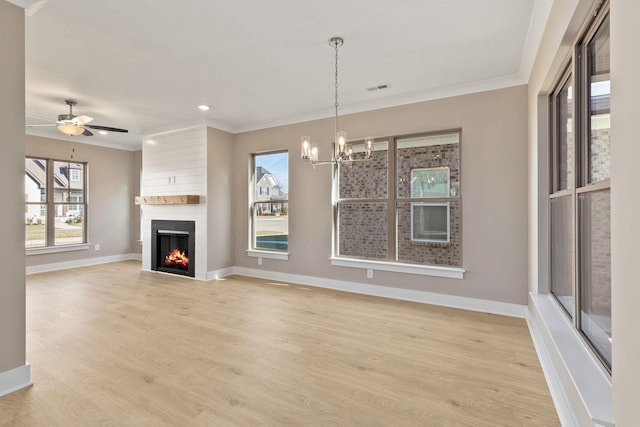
(94, 244, 101, 251)
(258, 257, 263, 266)
(367, 269, 373, 279)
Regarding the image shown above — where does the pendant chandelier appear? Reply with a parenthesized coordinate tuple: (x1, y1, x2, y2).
(300, 37, 374, 165)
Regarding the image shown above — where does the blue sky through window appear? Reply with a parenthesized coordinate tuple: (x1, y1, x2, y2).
(256, 152, 288, 193)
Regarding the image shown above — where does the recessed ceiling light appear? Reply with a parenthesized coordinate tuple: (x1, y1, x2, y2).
(98, 130, 108, 135)
(198, 105, 210, 111)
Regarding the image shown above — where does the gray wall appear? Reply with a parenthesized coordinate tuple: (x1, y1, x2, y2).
(206, 126, 234, 271)
(233, 85, 529, 305)
(0, 0, 26, 374)
(25, 135, 141, 267)
(610, 0, 640, 423)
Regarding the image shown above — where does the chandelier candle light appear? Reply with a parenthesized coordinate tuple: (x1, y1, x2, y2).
(301, 37, 374, 166)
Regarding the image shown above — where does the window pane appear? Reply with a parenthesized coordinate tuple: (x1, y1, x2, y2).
(397, 200, 461, 266)
(25, 204, 47, 248)
(338, 202, 387, 259)
(550, 195, 573, 316)
(339, 141, 388, 199)
(25, 159, 47, 248)
(556, 77, 573, 190)
(254, 202, 288, 251)
(397, 133, 460, 199)
(54, 204, 84, 245)
(253, 152, 288, 252)
(25, 158, 47, 202)
(411, 168, 450, 198)
(587, 15, 610, 184)
(255, 152, 288, 201)
(411, 202, 449, 242)
(579, 189, 611, 367)
(52, 162, 84, 202)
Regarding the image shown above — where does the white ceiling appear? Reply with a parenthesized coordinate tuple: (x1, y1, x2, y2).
(17, 0, 551, 150)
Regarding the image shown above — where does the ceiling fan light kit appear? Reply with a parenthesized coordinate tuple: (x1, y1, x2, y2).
(57, 123, 85, 136)
(26, 99, 129, 137)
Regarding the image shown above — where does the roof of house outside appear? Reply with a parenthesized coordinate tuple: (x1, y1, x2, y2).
(256, 166, 281, 189)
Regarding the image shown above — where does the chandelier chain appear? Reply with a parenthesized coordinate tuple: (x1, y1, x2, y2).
(334, 41, 339, 140)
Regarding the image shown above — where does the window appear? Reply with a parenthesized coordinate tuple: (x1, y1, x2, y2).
(549, 6, 610, 369)
(412, 203, 449, 243)
(251, 151, 288, 252)
(336, 130, 461, 267)
(25, 158, 87, 249)
(550, 68, 574, 317)
(410, 167, 450, 243)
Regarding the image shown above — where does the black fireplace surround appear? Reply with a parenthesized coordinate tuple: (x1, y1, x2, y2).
(151, 220, 195, 277)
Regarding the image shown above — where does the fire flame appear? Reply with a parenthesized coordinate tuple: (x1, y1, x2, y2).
(165, 248, 189, 268)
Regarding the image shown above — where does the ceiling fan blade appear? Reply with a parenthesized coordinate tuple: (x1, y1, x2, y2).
(85, 125, 129, 133)
(82, 128, 94, 136)
(74, 115, 94, 125)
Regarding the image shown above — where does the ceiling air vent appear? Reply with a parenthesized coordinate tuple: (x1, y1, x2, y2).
(366, 84, 390, 92)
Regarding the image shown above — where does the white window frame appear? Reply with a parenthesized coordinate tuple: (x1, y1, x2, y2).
(248, 151, 289, 260)
(25, 157, 88, 253)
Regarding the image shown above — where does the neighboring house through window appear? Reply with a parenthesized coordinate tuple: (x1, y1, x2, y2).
(25, 157, 87, 249)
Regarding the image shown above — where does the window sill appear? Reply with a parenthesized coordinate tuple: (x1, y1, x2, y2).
(246, 249, 289, 261)
(330, 257, 464, 279)
(529, 293, 612, 427)
(26, 243, 90, 256)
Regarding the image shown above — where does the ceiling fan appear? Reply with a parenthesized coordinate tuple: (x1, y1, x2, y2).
(26, 100, 128, 136)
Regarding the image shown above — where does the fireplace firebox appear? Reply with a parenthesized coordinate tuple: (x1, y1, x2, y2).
(151, 220, 195, 277)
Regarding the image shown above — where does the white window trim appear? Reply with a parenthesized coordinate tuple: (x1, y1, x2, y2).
(330, 257, 464, 279)
(246, 249, 289, 261)
(26, 243, 90, 256)
(250, 151, 289, 257)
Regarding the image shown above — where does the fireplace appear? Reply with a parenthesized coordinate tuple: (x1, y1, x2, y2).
(151, 220, 195, 277)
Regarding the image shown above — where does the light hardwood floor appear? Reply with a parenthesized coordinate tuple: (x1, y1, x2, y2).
(1, 261, 559, 426)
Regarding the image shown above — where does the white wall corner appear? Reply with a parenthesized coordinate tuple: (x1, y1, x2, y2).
(0, 363, 31, 398)
(519, 0, 555, 81)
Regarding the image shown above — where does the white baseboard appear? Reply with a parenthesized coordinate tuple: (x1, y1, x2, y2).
(25, 256, 524, 318)
(26, 253, 140, 275)
(206, 267, 235, 281)
(0, 363, 31, 398)
(230, 267, 527, 318)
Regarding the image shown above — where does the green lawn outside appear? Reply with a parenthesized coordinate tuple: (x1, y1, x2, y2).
(25, 224, 83, 241)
